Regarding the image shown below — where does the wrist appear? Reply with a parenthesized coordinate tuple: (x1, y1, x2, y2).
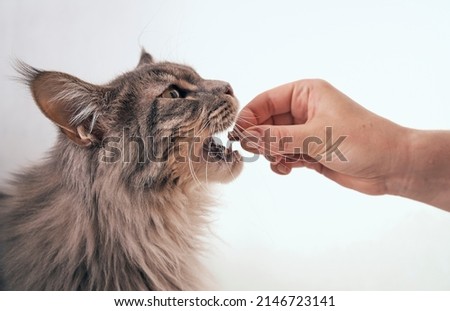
(386, 128, 450, 211)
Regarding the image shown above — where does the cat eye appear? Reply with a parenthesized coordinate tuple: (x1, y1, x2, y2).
(160, 86, 181, 99)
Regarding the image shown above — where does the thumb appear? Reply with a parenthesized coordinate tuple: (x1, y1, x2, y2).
(241, 124, 319, 156)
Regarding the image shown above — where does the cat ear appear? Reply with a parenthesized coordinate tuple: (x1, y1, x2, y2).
(17, 63, 106, 147)
(137, 49, 154, 67)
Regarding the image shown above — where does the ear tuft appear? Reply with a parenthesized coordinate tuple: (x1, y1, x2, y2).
(137, 48, 154, 67)
(17, 63, 108, 147)
(14, 60, 42, 87)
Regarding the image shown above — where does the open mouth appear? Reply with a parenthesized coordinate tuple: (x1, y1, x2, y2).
(202, 136, 240, 163)
(200, 98, 241, 164)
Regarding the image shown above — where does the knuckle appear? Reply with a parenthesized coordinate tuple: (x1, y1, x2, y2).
(310, 79, 331, 89)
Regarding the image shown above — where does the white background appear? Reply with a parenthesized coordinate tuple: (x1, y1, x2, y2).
(1, 0, 450, 290)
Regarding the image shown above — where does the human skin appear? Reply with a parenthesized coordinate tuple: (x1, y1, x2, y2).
(231, 79, 450, 211)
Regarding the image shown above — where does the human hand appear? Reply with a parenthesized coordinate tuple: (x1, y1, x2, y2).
(231, 79, 411, 196)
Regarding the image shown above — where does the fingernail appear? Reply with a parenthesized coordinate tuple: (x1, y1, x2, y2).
(265, 155, 276, 162)
(243, 130, 261, 150)
(276, 163, 290, 175)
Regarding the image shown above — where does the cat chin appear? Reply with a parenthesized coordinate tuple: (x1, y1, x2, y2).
(206, 158, 244, 184)
(199, 136, 243, 182)
(184, 149, 243, 184)
(217, 162, 244, 183)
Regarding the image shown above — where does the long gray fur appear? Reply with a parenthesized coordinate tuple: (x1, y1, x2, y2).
(0, 50, 242, 290)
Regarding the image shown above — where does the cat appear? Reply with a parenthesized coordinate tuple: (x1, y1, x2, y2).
(0, 50, 243, 290)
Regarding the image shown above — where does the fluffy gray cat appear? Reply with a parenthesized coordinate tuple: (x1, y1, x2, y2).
(0, 50, 243, 290)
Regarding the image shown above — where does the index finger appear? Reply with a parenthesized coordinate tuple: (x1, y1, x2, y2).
(234, 80, 311, 132)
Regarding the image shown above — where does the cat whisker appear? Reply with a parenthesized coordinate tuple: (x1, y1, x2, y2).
(197, 122, 210, 137)
(3, 49, 244, 291)
(188, 157, 202, 188)
(205, 157, 209, 184)
(187, 142, 209, 192)
(235, 118, 259, 127)
(224, 159, 239, 182)
(236, 115, 260, 122)
(232, 123, 303, 161)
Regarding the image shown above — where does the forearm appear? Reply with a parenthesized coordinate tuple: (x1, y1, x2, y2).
(387, 129, 450, 211)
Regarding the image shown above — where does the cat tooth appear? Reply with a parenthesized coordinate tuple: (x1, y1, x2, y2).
(225, 143, 232, 154)
(225, 147, 231, 155)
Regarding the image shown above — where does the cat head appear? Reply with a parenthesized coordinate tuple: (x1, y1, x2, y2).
(18, 50, 243, 189)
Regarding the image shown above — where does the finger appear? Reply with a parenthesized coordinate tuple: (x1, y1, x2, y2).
(281, 153, 316, 165)
(243, 124, 321, 156)
(238, 133, 264, 154)
(264, 154, 277, 162)
(279, 156, 325, 176)
(270, 112, 294, 126)
(264, 154, 308, 166)
(231, 113, 295, 143)
(234, 80, 312, 131)
(270, 161, 292, 175)
(272, 157, 306, 171)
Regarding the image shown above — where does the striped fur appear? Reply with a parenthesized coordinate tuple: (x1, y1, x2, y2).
(0, 51, 242, 290)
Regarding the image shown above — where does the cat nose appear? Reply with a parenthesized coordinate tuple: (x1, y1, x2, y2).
(202, 80, 234, 96)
